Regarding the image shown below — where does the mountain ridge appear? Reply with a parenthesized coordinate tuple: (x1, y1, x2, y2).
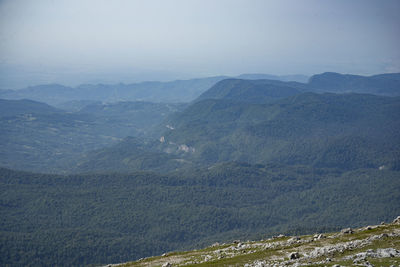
(4, 72, 399, 107)
(194, 79, 303, 103)
(308, 72, 400, 95)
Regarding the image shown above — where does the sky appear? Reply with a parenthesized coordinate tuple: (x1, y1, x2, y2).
(0, 0, 399, 88)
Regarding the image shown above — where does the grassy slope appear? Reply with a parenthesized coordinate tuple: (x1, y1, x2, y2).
(120, 221, 400, 267)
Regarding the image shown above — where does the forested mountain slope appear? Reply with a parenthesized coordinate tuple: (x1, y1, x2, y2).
(195, 79, 303, 103)
(157, 93, 400, 170)
(0, 98, 63, 117)
(1, 164, 399, 266)
(0, 99, 184, 173)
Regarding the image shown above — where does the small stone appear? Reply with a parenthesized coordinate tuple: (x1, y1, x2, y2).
(204, 255, 212, 261)
(341, 228, 354, 234)
(353, 257, 366, 264)
(162, 263, 172, 267)
(289, 252, 300, 259)
(288, 236, 300, 243)
(379, 233, 389, 239)
(317, 234, 326, 239)
(392, 216, 400, 224)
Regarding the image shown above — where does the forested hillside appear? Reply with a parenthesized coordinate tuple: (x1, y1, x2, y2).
(194, 79, 302, 103)
(156, 93, 400, 169)
(1, 165, 399, 266)
(0, 99, 184, 173)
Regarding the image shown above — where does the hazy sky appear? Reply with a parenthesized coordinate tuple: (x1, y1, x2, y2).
(0, 0, 399, 87)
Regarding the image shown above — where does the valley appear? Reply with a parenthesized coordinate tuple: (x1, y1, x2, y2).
(0, 72, 399, 266)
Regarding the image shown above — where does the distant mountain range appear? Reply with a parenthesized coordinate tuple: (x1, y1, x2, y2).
(236, 73, 309, 82)
(1, 72, 399, 107)
(70, 72, 400, 174)
(1, 72, 399, 173)
(0, 73, 311, 106)
(308, 72, 400, 95)
(0, 76, 227, 105)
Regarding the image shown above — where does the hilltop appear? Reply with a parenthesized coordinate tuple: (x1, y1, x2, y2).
(115, 217, 400, 267)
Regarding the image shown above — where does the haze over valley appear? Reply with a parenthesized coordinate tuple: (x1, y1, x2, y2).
(0, 0, 399, 266)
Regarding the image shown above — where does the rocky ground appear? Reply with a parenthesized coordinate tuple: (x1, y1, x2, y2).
(109, 217, 400, 267)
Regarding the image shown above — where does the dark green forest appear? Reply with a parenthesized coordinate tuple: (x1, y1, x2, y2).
(1, 164, 399, 266)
